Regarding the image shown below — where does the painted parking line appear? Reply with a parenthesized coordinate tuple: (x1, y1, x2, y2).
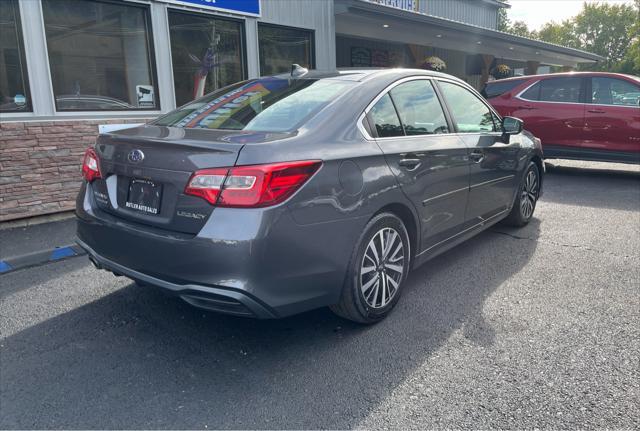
(50, 246, 78, 261)
(0, 261, 13, 274)
(0, 245, 86, 276)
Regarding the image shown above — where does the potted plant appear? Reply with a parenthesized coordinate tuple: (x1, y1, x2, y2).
(492, 64, 512, 80)
(420, 56, 446, 72)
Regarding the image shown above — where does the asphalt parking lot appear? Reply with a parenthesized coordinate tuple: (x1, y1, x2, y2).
(1, 160, 638, 429)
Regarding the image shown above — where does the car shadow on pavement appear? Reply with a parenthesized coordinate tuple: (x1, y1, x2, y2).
(542, 163, 640, 211)
(1, 220, 541, 429)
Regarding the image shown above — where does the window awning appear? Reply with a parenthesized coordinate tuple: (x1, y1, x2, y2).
(335, 0, 603, 67)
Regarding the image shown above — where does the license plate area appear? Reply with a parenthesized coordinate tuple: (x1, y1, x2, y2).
(125, 178, 162, 215)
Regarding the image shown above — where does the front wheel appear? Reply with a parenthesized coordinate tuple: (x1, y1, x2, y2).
(330, 213, 410, 324)
(503, 161, 540, 227)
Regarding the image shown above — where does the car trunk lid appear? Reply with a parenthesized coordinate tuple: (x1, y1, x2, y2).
(90, 125, 292, 234)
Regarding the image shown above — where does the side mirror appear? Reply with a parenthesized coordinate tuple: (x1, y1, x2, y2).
(502, 116, 523, 135)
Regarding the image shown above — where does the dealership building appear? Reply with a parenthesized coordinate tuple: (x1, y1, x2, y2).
(0, 0, 601, 222)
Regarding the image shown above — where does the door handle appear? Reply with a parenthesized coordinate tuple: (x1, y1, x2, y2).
(587, 109, 606, 113)
(398, 158, 422, 170)
(518, 105, 535, 110)
(469, 150, 484, 163)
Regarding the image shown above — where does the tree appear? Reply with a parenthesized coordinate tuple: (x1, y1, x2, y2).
(623, 0, 640, 73)
(508, 20, 535, 38)
(572, 2, 638, 71)
(500, 1, 639, 74)
(497, 1, 535, 38)
(537, 20, 577, 48)
(497, 0, 510, 32)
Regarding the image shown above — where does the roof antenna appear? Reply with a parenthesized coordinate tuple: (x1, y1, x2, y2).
(290, 64, 308, 79)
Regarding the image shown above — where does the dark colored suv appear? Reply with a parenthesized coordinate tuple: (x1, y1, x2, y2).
(77, 68, 544, 323)
(483, 72, 640, 164)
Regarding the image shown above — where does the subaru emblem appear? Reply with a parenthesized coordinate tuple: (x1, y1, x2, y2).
(128, 149, 144, 163)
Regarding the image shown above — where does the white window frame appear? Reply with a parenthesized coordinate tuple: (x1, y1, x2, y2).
(4, 0, 176, 121)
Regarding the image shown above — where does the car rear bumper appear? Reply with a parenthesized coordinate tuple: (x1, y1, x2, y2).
(77, 238, 277, 318)
(76, 183, 365, 318)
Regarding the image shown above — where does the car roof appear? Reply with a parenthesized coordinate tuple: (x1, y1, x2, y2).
(489, 71, 640, 84)
(271, 68, 467, 84)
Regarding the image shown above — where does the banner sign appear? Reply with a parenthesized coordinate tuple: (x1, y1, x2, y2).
(367, 0, 419, 13)
(160, 0, 260, 16)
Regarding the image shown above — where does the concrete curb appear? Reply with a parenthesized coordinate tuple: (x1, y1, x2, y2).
(0, 244, 86, 275)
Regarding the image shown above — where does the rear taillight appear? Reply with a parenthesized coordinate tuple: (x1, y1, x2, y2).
(82, 148, 102, 182)
(185, 160, 321, 208)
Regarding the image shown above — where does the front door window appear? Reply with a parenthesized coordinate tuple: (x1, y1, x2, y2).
(591, 77, 640, 106)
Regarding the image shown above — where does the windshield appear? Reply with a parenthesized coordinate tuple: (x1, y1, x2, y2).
(153, 78, 353, 132)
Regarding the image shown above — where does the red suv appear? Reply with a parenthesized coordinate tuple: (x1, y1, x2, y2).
(483, 72, 640, 164)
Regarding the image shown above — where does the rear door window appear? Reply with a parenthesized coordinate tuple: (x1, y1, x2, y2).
(368, 93, 404, 138)
(519, 82, 541, 101)
(482, 79, 527, 99)
(438, 81, 497, 133)
(539, 77, 582, 103)
(389, 80, 449, 135)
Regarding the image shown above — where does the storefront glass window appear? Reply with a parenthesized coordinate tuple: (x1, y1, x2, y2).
(42, 0, 159, 111)
(258, 24, 314, 76)
(0, 0, 31, 113)
(168, 11, 245, 107)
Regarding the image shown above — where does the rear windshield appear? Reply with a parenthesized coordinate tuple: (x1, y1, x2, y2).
(482, 79, 526, 99)
(153, 78, 353, 132)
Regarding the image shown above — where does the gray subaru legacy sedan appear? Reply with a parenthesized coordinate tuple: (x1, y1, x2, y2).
(76, 68, 543, 323)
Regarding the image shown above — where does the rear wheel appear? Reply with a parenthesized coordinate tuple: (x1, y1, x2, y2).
(503, 161, 540, 227)
(330, 213, 410, 324)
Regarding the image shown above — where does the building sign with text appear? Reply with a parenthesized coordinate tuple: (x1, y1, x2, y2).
(159, 0, 260, 16)
(367, 0, 420, 13)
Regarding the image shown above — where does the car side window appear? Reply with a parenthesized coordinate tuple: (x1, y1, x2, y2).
(438, 81, 496, 133)
(482, 79, 527, 99)
(520, 82, 541, 101)
(389, 80, 449, 135)
(539, 77, 582, 103)
(368, 93, 404, 138)
(592, 77, 640, 106)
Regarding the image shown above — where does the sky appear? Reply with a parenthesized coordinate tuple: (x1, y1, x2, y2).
(507, 0, 636, 30)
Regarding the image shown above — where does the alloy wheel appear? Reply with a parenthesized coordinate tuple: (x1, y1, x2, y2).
(520, 168, 538, 219)
(360, 227, 405, 308)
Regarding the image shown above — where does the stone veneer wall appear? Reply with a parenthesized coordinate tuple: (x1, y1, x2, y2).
(0, 119, 150, 222)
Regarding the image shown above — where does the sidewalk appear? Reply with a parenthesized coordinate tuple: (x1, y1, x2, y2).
(0, 216, 84, 274)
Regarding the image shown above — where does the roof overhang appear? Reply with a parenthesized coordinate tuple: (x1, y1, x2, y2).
(481, 0, 510, 8)
(335, 0, 603, 67)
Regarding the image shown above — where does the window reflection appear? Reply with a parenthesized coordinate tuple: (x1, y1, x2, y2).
(369, 94, 404, 137)
(0, 0, 31, 112)
(592, 77, 640, 106)
(390, 80, 449, 135)
(42, 0, 158, 111)
(154, 78, 352, 132)
(168, 11, 245, 107)
(258, 24, 314, 76)
(438, 81, 496, 133)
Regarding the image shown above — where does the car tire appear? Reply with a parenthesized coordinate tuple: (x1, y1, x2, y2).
(330, 212, 410, 324)
(503, 161, 540, 227)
